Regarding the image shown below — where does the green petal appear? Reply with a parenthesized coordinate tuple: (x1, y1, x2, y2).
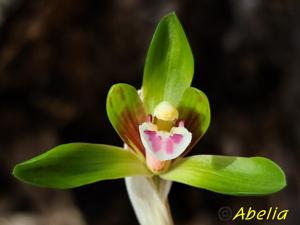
(177, 87, 210, 153)
(13, 143, 150, 189)
(142, 12, 194, 113)
(161, 155, 286, 196)
(107, 83, 146, 156)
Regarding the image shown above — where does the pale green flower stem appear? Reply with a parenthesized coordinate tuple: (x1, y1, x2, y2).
(125, 176, 174, 225)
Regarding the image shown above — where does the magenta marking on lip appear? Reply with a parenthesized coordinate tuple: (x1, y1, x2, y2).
(144, 130, 162, 152)
(170, 134, 183, 144)
(166, 138, 173, 154)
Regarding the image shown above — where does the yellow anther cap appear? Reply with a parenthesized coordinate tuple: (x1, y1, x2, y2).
(153, 101, 178, 121)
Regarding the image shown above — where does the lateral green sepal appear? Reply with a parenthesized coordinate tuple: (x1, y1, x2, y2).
(13, 143, 151, 189)
(161, 155, 286, 196)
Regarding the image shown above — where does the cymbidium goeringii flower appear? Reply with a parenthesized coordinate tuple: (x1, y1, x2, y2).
(13, 12, 286, 224)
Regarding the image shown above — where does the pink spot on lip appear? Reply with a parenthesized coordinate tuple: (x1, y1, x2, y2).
(166, 138, 173, 154)
(166, 134, 183, 155)
(144, 130, 162, 152)
(170, 134, 183, 144)
(143, 130, 184, 156)
(144, 130, 155, 136)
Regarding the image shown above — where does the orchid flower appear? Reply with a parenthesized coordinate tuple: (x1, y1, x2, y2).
(13, 12, 286, 225)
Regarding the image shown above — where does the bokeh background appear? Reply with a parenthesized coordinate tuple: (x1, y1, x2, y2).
(0, 0, 299, 224)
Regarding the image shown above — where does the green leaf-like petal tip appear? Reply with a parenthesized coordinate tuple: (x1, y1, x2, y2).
(143, 12, 194, 113)
(13, 143, 150, 189)
(161, 155, 286, 196)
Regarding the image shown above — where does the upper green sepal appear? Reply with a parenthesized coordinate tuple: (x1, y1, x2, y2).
(142, 12, 194, 113)
(13, 143, 150, 189)
(161, 155, 286, 196)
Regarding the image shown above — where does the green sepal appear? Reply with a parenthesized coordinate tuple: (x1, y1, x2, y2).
(13, 143, 151, 189)
(161, 155, 286, 196)
(107, 83, 146, 156)
(142, 12, 194, 113)
(177, 87, 210, 153)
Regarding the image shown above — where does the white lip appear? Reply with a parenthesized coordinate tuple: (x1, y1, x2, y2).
(139, 122, 192, 160)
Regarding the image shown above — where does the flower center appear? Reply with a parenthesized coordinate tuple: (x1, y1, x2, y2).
(154, 101, 178, 121)
(139, 101, 192, 173)
(153, 101, 178, 132)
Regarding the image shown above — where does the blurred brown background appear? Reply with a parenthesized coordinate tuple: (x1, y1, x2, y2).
(0, 0, 299, 224)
